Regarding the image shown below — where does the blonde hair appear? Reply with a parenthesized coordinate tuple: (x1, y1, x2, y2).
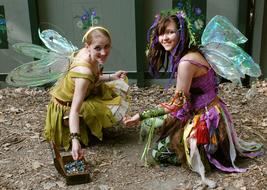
(82, 26, 111, 43)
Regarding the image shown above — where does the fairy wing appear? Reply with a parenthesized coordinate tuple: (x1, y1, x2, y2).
(201, 15, 261, 83)
(5, 55, 69, 87)
(6, 29, 77, 87)
(201, 15, 247, 45)
(200, 42, 261, 84)
(12, 29, 78, 58)
(38, 29, 78, 54)
(12, 43, 51, 60)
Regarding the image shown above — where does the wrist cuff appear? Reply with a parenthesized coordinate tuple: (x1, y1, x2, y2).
(69, 133, 81, 142)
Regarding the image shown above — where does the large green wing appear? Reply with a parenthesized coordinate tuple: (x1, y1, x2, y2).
(6, 29, 78, 87)
(5, 55, 69, 87)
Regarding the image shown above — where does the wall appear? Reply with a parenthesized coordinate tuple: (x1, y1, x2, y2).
(206, 0, 239, 26)
(144, 0, 172, 32)
(251, 0, 264, 67)
(260, 1, 267, 78)
(0, 0, 32, 74)
(37, 0, 136, 73)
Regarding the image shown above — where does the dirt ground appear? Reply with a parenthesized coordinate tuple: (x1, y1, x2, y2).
(0, 81, 266, 190)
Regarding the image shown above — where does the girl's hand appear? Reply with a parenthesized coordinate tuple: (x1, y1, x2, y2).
(122, 114, 140, 127)
(112, 70, 127, 80)
(71, 139, 85, 160)
(159, 102, 179, 112)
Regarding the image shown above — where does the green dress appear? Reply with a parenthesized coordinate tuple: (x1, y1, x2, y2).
(45, 59, 129, 150)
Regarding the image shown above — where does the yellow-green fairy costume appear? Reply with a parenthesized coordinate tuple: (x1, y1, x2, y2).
(45, 57, 129, 150)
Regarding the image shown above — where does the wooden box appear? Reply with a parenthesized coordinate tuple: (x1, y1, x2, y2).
(50, 142, 91, 185)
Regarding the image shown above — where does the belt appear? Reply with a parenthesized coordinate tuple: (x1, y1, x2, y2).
(54, 97, 71, 107)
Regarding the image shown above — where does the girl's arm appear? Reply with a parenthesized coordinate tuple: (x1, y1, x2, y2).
(99, 70, 127, 81)
(159, 60, 195, 112)
(123, 60, 197, 127)
(99, 73, 113, 81)
(69, 68, 92, 160)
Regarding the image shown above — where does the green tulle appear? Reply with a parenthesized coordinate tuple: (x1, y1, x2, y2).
(139, 115, 167, 166)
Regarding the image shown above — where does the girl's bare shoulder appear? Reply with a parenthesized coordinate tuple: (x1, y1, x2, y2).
(71, 49, 93, 75)
(182, 51, 204, 61)
(181, 51, 209, 66)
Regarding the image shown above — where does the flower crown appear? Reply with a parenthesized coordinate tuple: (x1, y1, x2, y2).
(147, 0, 205, 53)
(75, 9, 100, 30)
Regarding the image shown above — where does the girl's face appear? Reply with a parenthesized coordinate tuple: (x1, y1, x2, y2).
(87, 32, 111, 64)
(158, 21, 179, 51)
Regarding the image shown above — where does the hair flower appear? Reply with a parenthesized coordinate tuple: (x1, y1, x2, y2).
(177, 11, 186, 18)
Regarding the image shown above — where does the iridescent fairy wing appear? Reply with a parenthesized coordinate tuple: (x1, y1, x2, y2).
(6, 29, 76, 87)
(201, 15, 261, 83)
(12, 42, 51, 60)
(38, 29, 78, 54)
(200, 42, 261, 84)
(6, 55, 69, 87)
(201, 15, 247, 45)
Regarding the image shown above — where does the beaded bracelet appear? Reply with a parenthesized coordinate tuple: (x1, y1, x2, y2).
(159, 90, 188, 112)
(69, 133, 81, 142)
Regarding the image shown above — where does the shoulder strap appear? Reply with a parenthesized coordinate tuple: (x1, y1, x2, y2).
(68, 71, 95, 81)
(69, 57, 93, 70)
(69, 51, 93, 70)
(180, 59, 209, 70)
(70, 62, 92, 69)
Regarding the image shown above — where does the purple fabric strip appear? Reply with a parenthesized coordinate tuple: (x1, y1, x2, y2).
(242, 151, 264, 157)
(219, 102, 243, 145)
(171, 102, 191, 121)
(147, 15, 160, 42)
(152, 36, 158, 48)
(218, 102, 263, 157)
(165, 14, 186, 89)
(204, 107, 220, 130)
(206, 151, 247, 173)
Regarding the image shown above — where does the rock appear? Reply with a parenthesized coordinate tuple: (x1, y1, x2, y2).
(55, 181, 65, 188)
(32, 161, 42, 170)
(92, 184, 109, 190)
(42, 182, 56, 190)
(233, 179, 244, 188)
